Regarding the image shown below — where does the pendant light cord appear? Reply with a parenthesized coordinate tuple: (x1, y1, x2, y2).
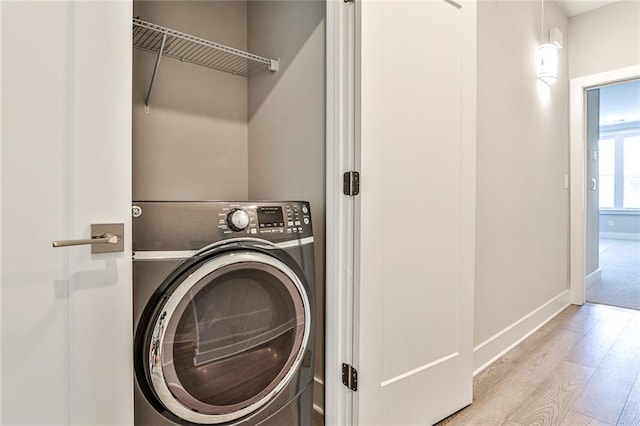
(541, 0, 544, 43)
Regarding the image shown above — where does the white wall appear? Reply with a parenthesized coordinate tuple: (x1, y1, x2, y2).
(568, 1, 640, 79)
(474, 0, 570, 371)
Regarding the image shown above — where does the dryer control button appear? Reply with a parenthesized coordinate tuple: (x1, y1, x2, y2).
(227, 209, 250, 232)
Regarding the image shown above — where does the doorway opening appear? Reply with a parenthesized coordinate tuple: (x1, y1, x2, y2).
(585, 79, 640, 310)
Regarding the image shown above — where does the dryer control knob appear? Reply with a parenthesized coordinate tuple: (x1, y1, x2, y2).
(227, 209, 250, 232)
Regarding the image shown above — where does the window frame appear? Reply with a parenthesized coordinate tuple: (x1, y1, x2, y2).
(598, 121, 640, 212)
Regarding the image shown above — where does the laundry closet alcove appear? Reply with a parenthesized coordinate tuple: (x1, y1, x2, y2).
(131, 0, 326, 420)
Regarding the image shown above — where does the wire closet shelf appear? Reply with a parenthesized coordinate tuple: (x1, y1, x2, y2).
(132, 18, 279, 78)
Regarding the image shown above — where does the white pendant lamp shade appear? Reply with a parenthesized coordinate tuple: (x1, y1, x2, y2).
(537, 0, 561, 85)
(537, 42, 559, 85)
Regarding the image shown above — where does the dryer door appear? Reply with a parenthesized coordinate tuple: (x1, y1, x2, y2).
(145, 251, 311, 424)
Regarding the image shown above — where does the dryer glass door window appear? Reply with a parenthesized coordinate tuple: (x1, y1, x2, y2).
(147, 252, 310, 424)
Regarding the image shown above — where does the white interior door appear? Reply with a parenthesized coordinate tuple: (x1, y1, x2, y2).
(354, 0, 476, 424)
(1, 1, 133, 423)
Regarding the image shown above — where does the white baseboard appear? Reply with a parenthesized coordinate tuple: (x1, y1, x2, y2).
(600, 232, 640, 241)
(473, 290, 570, 375)
(586, 269, 601, 289)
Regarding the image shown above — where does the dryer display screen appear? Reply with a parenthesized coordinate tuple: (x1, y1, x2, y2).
(257, 206, 284, 228)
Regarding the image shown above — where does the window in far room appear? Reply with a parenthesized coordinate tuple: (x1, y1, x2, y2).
(623, 135, 640, 208)
(599, 130, 640, 210)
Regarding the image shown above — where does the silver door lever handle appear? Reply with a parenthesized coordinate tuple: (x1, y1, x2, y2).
(52, 223, 124, 253)
(52, 233, 119, 248)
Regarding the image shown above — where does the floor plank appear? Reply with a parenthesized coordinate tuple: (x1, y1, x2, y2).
(572, 313, 640, 424)
(562, 307, 630, 369)
(617, 371, 640, 426)
(442, 310, 586, 425)
(438, 304, 640, 426)
(559, 410, 613, 426)
(503, 361, 594, 425)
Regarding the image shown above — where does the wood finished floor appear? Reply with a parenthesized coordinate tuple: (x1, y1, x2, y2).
(439, 303, 640, 426)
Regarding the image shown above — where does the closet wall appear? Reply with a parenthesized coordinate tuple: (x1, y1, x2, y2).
(132, 0, 326, 413)
(132, 1, 249, 201)
(247, 0, 326, 412)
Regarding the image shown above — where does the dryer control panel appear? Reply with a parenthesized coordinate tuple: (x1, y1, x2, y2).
(218, 202, 313, 242)
(132, 201, 313, 251)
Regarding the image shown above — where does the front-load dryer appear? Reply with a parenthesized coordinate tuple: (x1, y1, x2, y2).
(132, 201, 315, 425)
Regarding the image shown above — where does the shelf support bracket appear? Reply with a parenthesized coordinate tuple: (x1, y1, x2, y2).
(144, 33, 167, 114)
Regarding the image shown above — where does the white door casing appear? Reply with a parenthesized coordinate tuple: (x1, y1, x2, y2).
(1, 1, 133, 423)
(585, 88, 600, 282)
(569, 65, 640, 305)
(354, 0, 476, 424)
(325, 0, 357, 424)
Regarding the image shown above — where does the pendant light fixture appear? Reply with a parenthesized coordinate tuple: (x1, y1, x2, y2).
(537, 0, 562, 85)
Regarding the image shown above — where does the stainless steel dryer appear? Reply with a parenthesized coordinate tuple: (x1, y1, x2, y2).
(132, 201, 315, 425)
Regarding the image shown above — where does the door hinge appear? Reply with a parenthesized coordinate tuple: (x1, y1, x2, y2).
(343, 171, 360, 196)
(342, 363, 358, 391)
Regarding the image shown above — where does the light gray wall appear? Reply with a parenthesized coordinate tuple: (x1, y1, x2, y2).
(246, 0, 326, 411)
(600, 213, 640, 236)
(475, 1, 569, 347)
(568, 1, 640, 79)
(132, 1, 248, 201)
